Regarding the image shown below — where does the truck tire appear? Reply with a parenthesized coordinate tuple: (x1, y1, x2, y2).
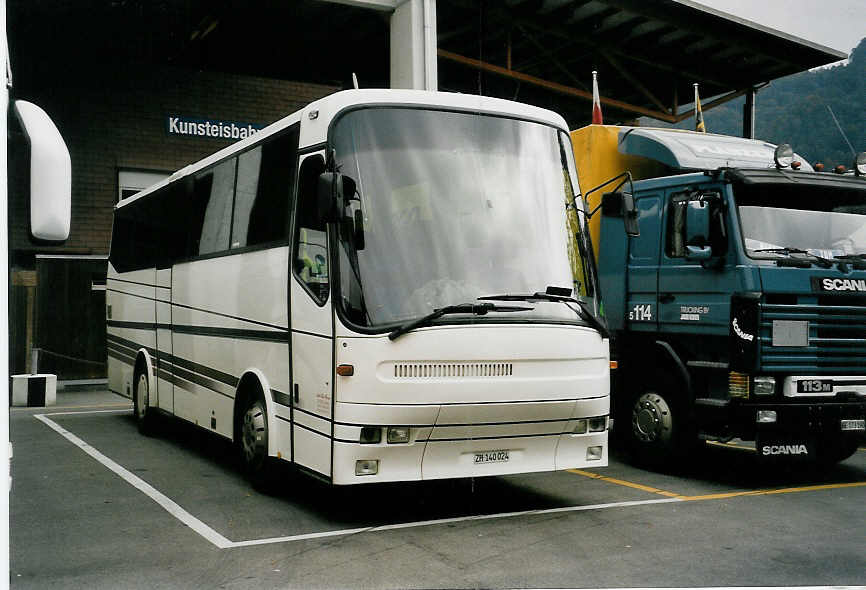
(624, 372, 694, 468)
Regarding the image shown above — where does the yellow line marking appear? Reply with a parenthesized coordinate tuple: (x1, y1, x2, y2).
(570, 468, 866, 502)
(568, 469, 681, 498)
(706, 440, 756, 452)
(679, 481, 866, 501)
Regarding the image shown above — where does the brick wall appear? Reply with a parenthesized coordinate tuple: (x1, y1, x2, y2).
(10, 65, 338, 258)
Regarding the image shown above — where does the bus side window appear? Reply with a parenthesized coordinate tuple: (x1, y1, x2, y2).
(190, 157, 237, 256)
(293, 154, 328, 304)
(232, 124, 299, 249)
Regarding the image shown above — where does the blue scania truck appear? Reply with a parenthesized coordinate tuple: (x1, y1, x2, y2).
(571, 125, 866, 466)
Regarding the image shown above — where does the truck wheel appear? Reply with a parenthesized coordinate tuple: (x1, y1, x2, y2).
(238, 393, 274, 488)
(626, 376, 691, 468)
(133, 368, 156, 435)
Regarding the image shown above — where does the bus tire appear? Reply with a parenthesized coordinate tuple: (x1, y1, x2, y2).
(238, 392, 274, 488)
(133, 365, 156, 435)
(625, 372, 692, 469)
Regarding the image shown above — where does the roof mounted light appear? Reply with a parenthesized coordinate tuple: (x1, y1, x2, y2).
(854, 152, 866, 177)
(835, 165, 847, 174)
(774, 144, 794, 169)
(790, 161, 801, 170)
(814, 162, 825, 172)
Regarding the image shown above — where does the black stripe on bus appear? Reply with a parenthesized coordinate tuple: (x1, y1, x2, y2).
(273, 390, 292, 407)
(172, 324, 290, 343)
(292, 406, 330, 422)
(292, 420, 331, 439)
(166, 364, 235, 400)
(290, 328, 332, 340)
(107, 348, 136, 366)
(107, 288, 158, 302)
(427, 431, 564, 443)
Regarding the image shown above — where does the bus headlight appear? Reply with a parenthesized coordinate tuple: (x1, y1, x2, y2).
(355, 460, 379, 475)
(573, 419, 588, 434)
(586, 446, 603, 461)
(387, 426, 410, 444)
(588, 416, 608, 432)
(360, 426, 381, 444)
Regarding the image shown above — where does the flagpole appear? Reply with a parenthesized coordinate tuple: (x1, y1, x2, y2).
(694, 83, 705, 133)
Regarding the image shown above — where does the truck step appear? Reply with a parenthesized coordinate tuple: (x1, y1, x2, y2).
(695, 398, 730, 408)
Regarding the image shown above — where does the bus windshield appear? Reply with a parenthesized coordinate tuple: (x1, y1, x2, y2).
(735, 182, 866, 259)
(331, 107, 598, 330)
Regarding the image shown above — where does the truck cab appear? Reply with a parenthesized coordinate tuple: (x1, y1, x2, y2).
(573, 125, 866, 466)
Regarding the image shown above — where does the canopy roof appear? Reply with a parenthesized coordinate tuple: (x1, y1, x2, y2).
(9, 0, 847, 128)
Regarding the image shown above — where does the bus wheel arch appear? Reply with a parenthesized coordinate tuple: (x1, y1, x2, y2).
(233, 370, 278, 483)
(133, 350, 156, 434)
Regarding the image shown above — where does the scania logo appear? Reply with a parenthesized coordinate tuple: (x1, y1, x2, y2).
(762, 444, 808, 456)
(820, 278, 866, 292)
(732, 318, 754, 342)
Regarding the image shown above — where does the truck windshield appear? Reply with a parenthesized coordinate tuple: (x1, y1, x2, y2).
(735, 182, 866, 259)
(331, 107, 598, 330)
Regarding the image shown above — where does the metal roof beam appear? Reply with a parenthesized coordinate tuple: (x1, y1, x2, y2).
(437, 48, 678, 122)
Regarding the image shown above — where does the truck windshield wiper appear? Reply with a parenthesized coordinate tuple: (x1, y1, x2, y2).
(478, 292, 609, 338)
(753, 247, 834, 268)
(832, 254, 866, 269)
(388, 302, 532, 341)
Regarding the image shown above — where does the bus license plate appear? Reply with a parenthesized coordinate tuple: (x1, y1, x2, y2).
(474, 450, 509, 464)
(841, 419, 865, 432)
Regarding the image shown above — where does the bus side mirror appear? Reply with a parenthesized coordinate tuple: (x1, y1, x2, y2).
(14, 100, 71, 241)
(602, 191, 639, 237)
(685, 200, 712, 260)
(317, 172, 340, 222)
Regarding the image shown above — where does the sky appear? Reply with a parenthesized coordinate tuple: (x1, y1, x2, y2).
(692, 0, 865, 59)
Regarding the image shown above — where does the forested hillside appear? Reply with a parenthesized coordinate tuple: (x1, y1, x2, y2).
(644, 37, 864, 168)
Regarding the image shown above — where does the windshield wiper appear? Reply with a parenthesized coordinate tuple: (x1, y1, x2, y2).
(478, 292, 609, 338)
(832, 254, 866, 270)
(388, 302, 532, 341)
(753, 247, 834, 268)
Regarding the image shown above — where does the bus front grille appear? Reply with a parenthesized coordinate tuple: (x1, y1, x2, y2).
(393, 362, 514, 379)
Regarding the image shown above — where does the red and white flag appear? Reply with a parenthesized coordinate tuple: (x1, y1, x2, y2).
(591, 70, 603, 125)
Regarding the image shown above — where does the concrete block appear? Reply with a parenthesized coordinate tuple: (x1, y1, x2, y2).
(11, 374, 57, 407)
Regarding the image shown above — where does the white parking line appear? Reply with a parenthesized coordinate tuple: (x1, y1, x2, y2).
(36, 410, 682, 549)
(34, 412, 234, 550)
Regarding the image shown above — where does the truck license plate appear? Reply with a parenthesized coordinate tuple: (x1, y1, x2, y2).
(474, 450, 509, 464)
(841, 419, 865, 432)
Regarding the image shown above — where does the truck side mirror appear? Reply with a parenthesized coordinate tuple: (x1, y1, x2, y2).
(602, 191, 640, 237)
(685, 200, 712, 260)
(14, 100, 71, 241)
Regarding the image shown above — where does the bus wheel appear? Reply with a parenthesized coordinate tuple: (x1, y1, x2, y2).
(239, 395, 272, 486)
(133, 369, 156, 435)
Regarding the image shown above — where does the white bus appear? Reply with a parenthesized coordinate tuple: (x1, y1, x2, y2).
(106, 89, 610, 486)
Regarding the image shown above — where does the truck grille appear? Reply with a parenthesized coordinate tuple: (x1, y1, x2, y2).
(760, 295, 866, 374)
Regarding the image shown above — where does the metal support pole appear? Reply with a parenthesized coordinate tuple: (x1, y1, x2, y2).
(743, 87, 756, 139)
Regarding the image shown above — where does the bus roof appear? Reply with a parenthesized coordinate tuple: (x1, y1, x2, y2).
(116, 89, 570, 210)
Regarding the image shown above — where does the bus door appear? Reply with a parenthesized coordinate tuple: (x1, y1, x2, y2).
(290, 153, 333, 478)
(155, 266, 174, 413)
